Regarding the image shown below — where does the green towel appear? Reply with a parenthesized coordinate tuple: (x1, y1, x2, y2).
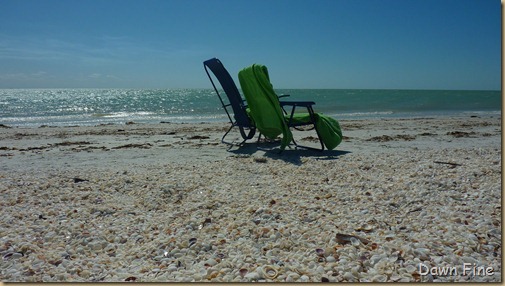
(238, 64, 342, 150)
(239, 64, 293, 149)
(289, 112, 343, 150)
(315, 114, 343, 150)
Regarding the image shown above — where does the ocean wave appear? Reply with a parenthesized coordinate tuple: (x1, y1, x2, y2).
(336, 111, 394, 117)
(92, 111, 155, 118)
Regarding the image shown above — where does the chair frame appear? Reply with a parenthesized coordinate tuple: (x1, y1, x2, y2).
(204, 58, 256, 145)
(280, 101, 325, 151)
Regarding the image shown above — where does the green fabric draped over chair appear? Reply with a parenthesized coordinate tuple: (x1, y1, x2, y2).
(238, 64, 343, 151)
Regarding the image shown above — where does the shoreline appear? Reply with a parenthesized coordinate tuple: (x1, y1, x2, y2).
(0, 115, 501, 282)
(0, 110, 500, 129)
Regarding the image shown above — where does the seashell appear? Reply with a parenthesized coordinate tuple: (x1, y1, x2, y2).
(315, 248, 325, 257)
(461, 256, 479, 264)
(288, 272, 301, 280)
(3, 252, 23, 260)
(371, 274, 388, 282)
(19, 243, 40, 255)
(321, 246, 333, 255)
(189, 238, 197, 247)
(244, 271, 260, 281)
(389, 275, 402, 282)
(405, 264, 417, 273)
(358, 255, 368, 263)
(193, 273, 204, 281)
(193, 267, 206, 277)
(355, 224, 373, 233)
(411, 272, 421, 282)
(125, 276, 137, 282)
(222, 274, 234, 281)
(287, 264, 304, 275)
(335, 233, 370, 245)
(201, 243, 212, 252)
(383, 250, 397, 262)
(206, 270, 219, 280)
(350, 237, 360, 246)
(204, 258, 218, 267)
(239, 268, 248, 278)
(2, 252, 14, 260)
(166, 265, 178, 273)
(260, 265, 279, 279)
(342, 272, 356, 282)
(423, 274, 434, 283)
(300, 275, 310, 282)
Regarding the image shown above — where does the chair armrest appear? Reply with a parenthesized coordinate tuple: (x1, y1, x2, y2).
(278, 94, 290, 99)
(279, 101, 315, 107)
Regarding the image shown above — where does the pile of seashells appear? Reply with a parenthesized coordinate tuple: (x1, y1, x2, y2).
(0, 144, 501, 282)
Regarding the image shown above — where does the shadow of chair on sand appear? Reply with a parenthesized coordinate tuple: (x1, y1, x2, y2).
(227, 140, 351, 166)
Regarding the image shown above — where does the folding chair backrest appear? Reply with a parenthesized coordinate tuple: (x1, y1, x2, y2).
(204, 58, 251, 127)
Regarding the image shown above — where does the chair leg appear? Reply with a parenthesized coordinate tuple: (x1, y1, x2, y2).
(283, 105, 325, 152)
(314, 128, 325, 151)
(221, 124, 236, 144)
(222, 124, 259, 148)
(222, 124, 247, 146)
(288, 124, 325, 152)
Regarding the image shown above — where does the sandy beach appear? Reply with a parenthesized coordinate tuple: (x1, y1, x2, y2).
(0, 115, 501, 282)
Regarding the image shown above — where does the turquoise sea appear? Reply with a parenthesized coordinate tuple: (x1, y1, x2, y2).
(0, 89, 501, 127)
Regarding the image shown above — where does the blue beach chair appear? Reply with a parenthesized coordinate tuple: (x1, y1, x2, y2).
(204, 58, 342, 151)
(203, 58, 257, 145)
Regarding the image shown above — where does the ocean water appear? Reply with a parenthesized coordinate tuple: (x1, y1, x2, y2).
(0, 88, 501, 127)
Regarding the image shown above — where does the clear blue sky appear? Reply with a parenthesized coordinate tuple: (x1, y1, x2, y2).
(0, 0, 501, 89)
